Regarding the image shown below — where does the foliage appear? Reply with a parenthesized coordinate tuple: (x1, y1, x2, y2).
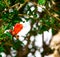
(0, 0, 60, 57)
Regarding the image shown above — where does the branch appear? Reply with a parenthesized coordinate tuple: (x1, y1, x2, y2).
(45, 9, 60, 22)
(31, 2, 60, 22)
(4, 42, 13, 46)
(4, 0, 9, 7)
(17, 21, 33, 57)
(18, 14, 38, 20)
(17, 1, 28, 11)
(2, 3, 20, 12)
(2, 0, 30, 13)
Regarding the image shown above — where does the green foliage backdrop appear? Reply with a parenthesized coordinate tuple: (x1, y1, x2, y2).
(0, 0, 60, 57)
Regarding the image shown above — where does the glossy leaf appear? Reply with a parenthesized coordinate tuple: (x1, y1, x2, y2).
(38, 0, 46, 5)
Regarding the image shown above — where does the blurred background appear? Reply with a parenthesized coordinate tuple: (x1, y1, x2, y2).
(0, 0, 60, 57)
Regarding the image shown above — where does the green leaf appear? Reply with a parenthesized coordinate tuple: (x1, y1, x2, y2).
(2, 12, 9, 21)
(4, 23, 13, 30)
(13, 40, 24, 50)
(0, 32, 12, 41)
(0, 34, 7, 40)
(45, 20, 51, 26)
(15, 0, 24, 4)
(50, 17, 56, 24)
(0, 1, 5, 11)
(38, 24, 49, 34)
(52, 28, 58, 35)
(0, 46, 5, 52)
(5, 32, 13, 40)
(38, 0, 46, 5)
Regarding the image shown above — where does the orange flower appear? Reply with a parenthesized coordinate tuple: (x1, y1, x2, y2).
(10, 23, 23, 36)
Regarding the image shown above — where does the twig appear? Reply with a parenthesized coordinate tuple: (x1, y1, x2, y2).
(2, 3, 20, 12)
(2, 0, 30, 13)
(18, 14, 38, 20)
(4, 0, 9, 7)
(32, 2, 60, 22)
(45, 9, 60, 22)
(4, 42, 13, 46)
(17, 1, 27, 11)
